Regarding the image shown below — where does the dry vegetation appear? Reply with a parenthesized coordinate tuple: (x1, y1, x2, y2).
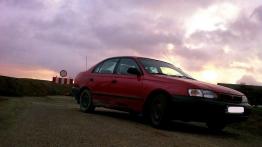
(0, 76, 72, 96)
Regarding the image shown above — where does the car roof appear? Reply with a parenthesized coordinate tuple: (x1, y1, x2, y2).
(104, 56, 159, 60)
(104, 56, 140, 59)
(104, 56, 171, 64)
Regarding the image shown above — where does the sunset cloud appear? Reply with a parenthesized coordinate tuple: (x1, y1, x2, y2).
(0, 63, 57, 80)
(0, 0, 262, 85)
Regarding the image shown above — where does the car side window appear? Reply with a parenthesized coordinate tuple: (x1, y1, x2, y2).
(93, 63, 103, 73)
(116, 58, 140, 75)
(98, 59, 119, 74)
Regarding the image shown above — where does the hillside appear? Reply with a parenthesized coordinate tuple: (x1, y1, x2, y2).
(0, 76, 72, 97)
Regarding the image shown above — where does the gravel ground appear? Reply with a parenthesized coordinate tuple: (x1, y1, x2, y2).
(0, 96, 261, 147)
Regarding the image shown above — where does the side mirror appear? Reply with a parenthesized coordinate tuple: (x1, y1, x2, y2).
(127, 68, 141, 76)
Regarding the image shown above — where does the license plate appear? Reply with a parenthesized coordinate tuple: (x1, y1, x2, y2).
(227, 106, 244, 113)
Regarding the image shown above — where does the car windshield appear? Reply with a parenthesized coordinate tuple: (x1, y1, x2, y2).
(139, 58, 194, 79)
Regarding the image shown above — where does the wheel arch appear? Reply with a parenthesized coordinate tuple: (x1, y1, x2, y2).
(79, 86, 91, 93)
(76, 86, 91, 103)
(142, 89, 172, 116)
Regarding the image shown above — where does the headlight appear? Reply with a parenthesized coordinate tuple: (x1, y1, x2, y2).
(188, 89, 217, 99)
(242, 95, 248, 103)
(188, 89, 203, 97)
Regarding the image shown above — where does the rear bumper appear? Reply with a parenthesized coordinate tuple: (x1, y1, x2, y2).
(171, 95, 252, 123)
(72, 87, 81, 103)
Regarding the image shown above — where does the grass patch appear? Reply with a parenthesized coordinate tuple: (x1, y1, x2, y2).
(0, 97, 29, 131)
(229, 107, 262, 136)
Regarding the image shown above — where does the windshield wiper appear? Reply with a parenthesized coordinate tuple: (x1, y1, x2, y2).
(152, 73, 168, 76)
(171, 75, 195, 80)
(152, 73, 195, 80)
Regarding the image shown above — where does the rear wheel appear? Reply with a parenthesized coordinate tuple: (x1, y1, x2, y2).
(149, 94, 170, 128)
(206, 121, 226, 132)
(79, 89, 95, 113)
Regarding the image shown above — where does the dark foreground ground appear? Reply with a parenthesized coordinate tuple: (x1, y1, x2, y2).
(0, 96, 261, 147)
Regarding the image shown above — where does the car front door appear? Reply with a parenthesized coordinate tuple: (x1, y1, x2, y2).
(111, 58, 144, 111)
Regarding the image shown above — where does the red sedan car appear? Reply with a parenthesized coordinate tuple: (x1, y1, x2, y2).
(72, 56, 251, 130)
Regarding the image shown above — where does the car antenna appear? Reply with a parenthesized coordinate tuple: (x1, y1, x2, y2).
(86, 56, 87, 71)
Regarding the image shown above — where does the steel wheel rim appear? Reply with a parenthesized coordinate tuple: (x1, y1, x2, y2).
(151, 98, 163, 122)
(81, 91, 90, 109)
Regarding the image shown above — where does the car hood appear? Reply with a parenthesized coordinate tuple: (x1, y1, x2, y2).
(154, 75, 243, 96)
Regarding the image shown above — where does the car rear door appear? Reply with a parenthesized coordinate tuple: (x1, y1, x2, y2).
(88, 58, 119, 106)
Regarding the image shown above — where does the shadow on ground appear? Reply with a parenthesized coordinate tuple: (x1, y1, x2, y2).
(77, 108, 241, 139)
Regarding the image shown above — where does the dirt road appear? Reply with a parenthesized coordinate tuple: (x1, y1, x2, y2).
(0, 96, 261, 147)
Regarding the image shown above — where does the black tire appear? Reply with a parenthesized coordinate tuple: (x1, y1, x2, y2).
(149, 94, 170, 128)
(79, 89, 95, 113)
(206, 121, 226, 132)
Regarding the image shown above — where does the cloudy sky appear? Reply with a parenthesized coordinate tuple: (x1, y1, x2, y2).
(1, 0, 262, 85)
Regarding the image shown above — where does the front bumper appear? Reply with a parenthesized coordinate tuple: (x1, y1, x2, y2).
(171, 95, 252, 123)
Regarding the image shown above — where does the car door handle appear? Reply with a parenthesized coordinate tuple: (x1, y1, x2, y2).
(89, 78, 94, 82)
(112, 80, 117, 83)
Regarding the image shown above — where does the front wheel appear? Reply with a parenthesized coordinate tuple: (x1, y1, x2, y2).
(149, 94, 170, 128)
(79, 89, 95, 113)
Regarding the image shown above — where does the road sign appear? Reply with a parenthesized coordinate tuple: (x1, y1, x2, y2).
(60, 70, 67, 77)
